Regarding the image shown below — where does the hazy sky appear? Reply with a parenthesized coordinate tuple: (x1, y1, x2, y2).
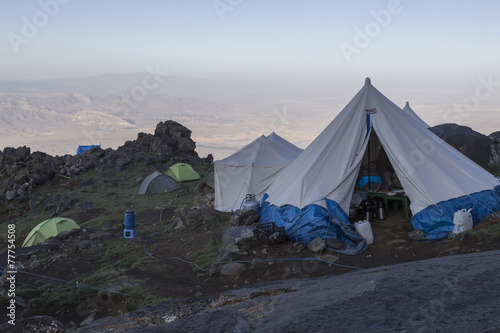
(0, 0, 499, 134)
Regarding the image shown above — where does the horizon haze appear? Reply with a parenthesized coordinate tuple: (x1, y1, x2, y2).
(0, 1, 499, 158)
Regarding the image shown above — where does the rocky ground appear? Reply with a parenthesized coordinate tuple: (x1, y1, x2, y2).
(0, 120, 499, 332)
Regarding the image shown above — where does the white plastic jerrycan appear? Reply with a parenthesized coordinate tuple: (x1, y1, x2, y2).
(452, 208, 473, 234)
(354, 220, 374, 245)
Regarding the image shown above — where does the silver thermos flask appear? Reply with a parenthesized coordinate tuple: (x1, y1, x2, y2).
(377, 201, 387, 220)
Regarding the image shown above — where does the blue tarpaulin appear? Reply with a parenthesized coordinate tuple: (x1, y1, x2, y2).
(260, 185, 500, 252)
(411, 185, 500, 240)
(259, 194, 367, 255)
(77, 145, 100, 155)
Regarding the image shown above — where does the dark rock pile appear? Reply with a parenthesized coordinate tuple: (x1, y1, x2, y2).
(430, 123, 500, 170)
(0, 120, 206, 212)
(489, 131, 500, 150)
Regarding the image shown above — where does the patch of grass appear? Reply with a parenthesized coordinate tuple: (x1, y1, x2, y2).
(40, 283, 95, 308)
(79, 269, 122, 286)
(467, 221, 500, 239)
(117, 285, 166, 312)
(185, 213, 229, 229)
(99, 238, 152, 270)
(193, 237, 220, 271)
(26, 266, 135, 311)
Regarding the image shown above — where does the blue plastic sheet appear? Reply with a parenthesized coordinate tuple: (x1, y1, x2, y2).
(260, 195, 367, 255)
(77, 145, 100, 155)
(411, 185, 500, 240)
(357, 176, 382, 189)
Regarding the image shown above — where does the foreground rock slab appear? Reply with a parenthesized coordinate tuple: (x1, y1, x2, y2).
(76, 250, 500, 332)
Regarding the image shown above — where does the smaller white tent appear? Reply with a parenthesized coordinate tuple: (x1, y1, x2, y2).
(402, 101, 430, 128)
(267, 132, 304, 156)
(214, 133, 302, 212)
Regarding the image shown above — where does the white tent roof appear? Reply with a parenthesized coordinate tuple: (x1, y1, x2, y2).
(267, 132, 303, 155)
(402, 101, 430, 128)
(263, 78, 499, 217)
(214, 134, 302, 212)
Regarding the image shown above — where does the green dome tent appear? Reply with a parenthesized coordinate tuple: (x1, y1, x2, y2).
(22, 217, 80, 247)
(165, 163, 201, 182)
(138, 171, 181, 195)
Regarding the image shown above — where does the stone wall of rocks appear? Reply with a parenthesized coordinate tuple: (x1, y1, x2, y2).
(0, 120, 206, 211)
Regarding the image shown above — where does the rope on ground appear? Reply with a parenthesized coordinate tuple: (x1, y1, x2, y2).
(165, 256, 364, 272)
(0, 265, 134, 297)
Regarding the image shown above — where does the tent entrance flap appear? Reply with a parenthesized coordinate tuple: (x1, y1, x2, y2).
(357, 130, 401, 192)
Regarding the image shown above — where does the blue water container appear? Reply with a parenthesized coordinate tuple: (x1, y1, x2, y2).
(124, 210, 136, 229)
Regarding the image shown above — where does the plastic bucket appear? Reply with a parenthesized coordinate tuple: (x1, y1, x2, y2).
(354, 220, 374, 245)
(124, 210, 136, 229)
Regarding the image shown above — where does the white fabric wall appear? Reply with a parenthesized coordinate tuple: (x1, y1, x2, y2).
(214, 135, 302, 212)
(264, 78, 499, 216)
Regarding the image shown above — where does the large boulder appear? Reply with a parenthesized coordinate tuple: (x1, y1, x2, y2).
(2, 146, 31, 164)
(430, 123, 500, 170)
(152, 120, 199, 158)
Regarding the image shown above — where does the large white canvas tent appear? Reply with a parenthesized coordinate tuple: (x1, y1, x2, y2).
(260, 78, 500, 246)
(214, 133, 302, 212)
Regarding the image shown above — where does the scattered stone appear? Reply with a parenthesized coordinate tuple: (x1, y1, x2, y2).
(80, 312, 96, 327)
(208, 264, 222, 276)
(222, 226, 255, 246)
(220, 263, 245, 276)
(320, 254, 340, 264)
(82, 201, 93, 214)
(80, 178, 96, 187)
(386, 239, 406, 246)
(28, 259, 42, 270)
(294, 244, 306, 253)
(15, 296, 26, 308)
(229, 214, 239, 226)
(408, 229, 425, 241)
(238, 210, 260, 226)
(173, 216, 185, 230)
(308, 237, 327, 253)
(0, 315, 65, 332)
(6, 189, 18, 201)
(325, 238, 343, 250)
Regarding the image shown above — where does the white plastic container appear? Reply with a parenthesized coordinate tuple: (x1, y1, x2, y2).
(452, 208, 473, 234)
(354, 220, 374, 245)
